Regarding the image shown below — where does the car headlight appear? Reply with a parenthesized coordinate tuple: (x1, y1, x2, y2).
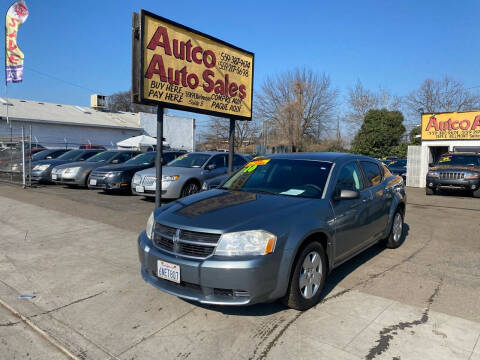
(33, 164, 49, 171)
(64, 166, 81, 175)
(201, 182, 208, 191)
(427, 171, 439, 178)
(214, 230, 276, 256)
(107, 171, 122, 177)
(132, 174, 141, 184)
(465, 171, 480, 180)
(146, 212, 155, 240)
(162, 175, 179, 181)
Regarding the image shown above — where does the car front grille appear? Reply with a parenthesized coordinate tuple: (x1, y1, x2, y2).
(143, 176, 156, 186)
(439, 172, 465, 180)
(152, 223, 221, 259)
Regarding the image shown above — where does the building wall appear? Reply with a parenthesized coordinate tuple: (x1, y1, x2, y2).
(0, 120, 141, 149)
(140, 113, 195, 152)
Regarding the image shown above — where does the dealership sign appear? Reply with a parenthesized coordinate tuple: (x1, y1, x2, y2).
(132, 10, 254, 120)
(421, 111, 480, 140)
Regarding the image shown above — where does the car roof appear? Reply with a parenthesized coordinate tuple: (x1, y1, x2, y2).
(446, 152, 480, 156)
(259, 152, 377, 163)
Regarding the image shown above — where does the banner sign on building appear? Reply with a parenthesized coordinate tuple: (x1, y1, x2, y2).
(5, 0, 29, 83)
(421, 111, 480, 141)
(132, 10, 254, 120)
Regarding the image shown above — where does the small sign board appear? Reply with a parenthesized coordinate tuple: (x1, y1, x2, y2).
(132, 10, 254, 120)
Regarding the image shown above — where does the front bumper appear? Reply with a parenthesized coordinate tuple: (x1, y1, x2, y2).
(31, 169, 52, 182)
(88, 174, 131, 191)
(132, 180, 181, 199)
(137, 231, 283, 305)
(426, 177, 480, 191)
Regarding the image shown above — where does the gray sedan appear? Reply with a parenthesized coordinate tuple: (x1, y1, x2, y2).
(132, 152, 249, 199)
(52, 150, 141, 187)
(137, 153, 406, 310)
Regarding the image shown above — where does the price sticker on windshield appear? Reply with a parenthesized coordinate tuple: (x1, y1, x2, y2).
(243, 158, 270, 173)
(439, 156, 451, 163)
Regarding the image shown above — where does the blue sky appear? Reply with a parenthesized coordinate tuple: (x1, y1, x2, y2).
(2, 0, 480, 133)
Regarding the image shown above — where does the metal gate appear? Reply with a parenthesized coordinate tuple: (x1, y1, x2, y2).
(0, 125, 32, 186)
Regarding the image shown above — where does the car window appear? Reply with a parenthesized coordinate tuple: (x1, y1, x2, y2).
(361, 161, 382, 187)
(233, 155, 247, 167)
(77, 151, 101, 161)
(335, 162, 364, 193)
(437, 154, 480, 166)
(207, 155, 227, 168)
(167, 153, 210, 168)
(113, 152, 134, 163)
(163, 152, 176, 164)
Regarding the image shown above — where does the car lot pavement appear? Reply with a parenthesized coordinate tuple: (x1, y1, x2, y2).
(0, 184, 479, 359)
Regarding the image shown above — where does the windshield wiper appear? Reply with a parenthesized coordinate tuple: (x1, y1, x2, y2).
(246, 189, 277, 195)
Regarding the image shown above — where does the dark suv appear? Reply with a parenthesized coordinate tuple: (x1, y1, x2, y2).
(426, 153, 480, 197)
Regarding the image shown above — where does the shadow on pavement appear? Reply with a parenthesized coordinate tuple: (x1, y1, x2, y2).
(183, 223, 410, 316)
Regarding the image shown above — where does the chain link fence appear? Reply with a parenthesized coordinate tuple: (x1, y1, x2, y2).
(0, 125, 32, 186)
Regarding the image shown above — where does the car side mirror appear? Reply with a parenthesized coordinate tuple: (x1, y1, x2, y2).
(207, 164, 216, 170)
(334, 189, 360, 201)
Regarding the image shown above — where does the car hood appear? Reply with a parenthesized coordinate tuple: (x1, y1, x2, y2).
(154, 189, 317, 233)
(95, 163, 154, 173)
(53, 161, 106, 170)
(430, 165, 480, 172)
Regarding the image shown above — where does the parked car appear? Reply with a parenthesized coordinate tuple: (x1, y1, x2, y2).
(88, 151, 184, 192)
(426, 152, 480, 197)
(31, 149, 71, 161)
(79, 144, 106, 150)
(132, 152, 249, 199)
(201, 173, 230, 191)
(387, 159, 407, 181)
(52, 150, 141, 187)
(31, 149, 103, 183)
(137, 153, 406, 310)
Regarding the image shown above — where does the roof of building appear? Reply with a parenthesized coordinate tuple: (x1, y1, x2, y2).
(0, 98, 141, 130)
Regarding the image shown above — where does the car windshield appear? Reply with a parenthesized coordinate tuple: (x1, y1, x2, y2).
(32, 150, 51, 161)
(125, 152, 156, 165)
(388, 160, 407, 167)
(87, 151, 114, 163)
(57, 150, 84, 161)
(167, 153, 210, 168)
(437, 155, 480, 166)
(221, 159, 333, 198)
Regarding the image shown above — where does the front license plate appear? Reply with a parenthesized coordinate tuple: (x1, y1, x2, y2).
(89, 179, 97, 185)
(52, 174, 57, 180)
(157, 260, 180, 283)
(136, 185, 145, 193)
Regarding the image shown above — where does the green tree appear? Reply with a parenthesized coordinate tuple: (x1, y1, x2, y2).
(351, 109, 406, 158)
(409, 126, 422, 145)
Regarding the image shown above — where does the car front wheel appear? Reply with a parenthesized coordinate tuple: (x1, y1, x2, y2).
(282, 242, 327, 311)
(385, 210, 404, 249)
(180, 181, 200, 198)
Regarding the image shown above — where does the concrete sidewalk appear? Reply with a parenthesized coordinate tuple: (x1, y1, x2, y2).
(0, 193, 479, 359)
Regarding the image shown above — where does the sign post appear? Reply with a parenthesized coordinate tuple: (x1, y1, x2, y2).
(156, 106, 164, 208)
(132, 10, 254, 204)
(228, 119, 235, 174)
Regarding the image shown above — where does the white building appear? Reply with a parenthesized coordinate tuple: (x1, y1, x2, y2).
(0, 97, 195, 151)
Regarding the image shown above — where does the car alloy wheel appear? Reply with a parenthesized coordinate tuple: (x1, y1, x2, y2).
(181, 182, 199, 197)
(299, 251, 323, 299)
(392, 212, 403, 242)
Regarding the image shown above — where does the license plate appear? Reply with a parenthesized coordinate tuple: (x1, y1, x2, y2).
(52, 174, 57, 180)
(90, 179, 97, 185)
(136, 185, 145, 193)
(157, 260, 180, 283)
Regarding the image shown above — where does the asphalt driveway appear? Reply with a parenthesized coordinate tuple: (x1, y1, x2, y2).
(0, 184, 479, 359)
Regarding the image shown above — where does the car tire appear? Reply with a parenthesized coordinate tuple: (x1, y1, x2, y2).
(180, 181, 200, 198)
(385, 210, 405, 249)
(426, 187, 435, 195)
(473, 189, 480, 198)
(281, 242, 327, 311)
